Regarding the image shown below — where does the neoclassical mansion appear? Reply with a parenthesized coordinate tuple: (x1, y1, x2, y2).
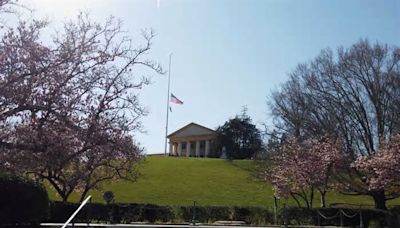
(167, 123, 217, 157)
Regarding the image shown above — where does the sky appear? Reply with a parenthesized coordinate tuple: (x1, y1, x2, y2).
(24, 0, 400, 154)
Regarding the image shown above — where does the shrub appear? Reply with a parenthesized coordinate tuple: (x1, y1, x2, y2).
(0, 174, 49, 226)
(46, 202, 400, 227)
(48, 202, 174, 223)
(49, 201, 82, 223)
(277, 206, 398, 227)
(234, 206, 274, 225)
(179, 205, 231, 223)
(103, 191, 115, 205)
(142, 204, 175, 223)
(316, 208, 394, 227)
(176, 206, 198, 223)
(279, 207, 314, 225)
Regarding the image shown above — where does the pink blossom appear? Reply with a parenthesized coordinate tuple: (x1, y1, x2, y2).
(266, 137, 343, 199)
(352, 135, 400, 191)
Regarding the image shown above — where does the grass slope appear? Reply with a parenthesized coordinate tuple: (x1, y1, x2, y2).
(46, 156, 399, 207)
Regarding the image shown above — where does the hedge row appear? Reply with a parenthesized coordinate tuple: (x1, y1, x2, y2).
(47, 202, 400, 227)
(1, 172, 397, 228)
(49, 202, 174, 223)
(280, 207, 397, 227)
(0, 174, 49, 227)
(48, 202, 274, 225)
(2, 174, 400, 227)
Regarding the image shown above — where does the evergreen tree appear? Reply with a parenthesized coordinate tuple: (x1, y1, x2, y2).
(216, 108, 262, 159)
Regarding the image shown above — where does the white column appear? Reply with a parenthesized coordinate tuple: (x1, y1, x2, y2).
(205, 140, 210, 157)
(177, 142, 182, 156)
(195, 141, 200, 157)
(169, 143, 173, 156)
(186, 141, 191, 157)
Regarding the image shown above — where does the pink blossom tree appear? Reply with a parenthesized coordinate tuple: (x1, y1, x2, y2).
(269, 40, 400, 209)
(266, 137, 343, 208)
(0, 9, 163, 201)
(351, 135, 400, 209)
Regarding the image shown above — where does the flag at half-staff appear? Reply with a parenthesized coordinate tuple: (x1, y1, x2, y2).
(170, 93, 183, 105)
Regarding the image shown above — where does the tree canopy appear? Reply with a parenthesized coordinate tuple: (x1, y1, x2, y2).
(264, 137, 342, 208)
(216, 109, 263, 159)
(269, 40, 400, 209)
(0, 3, 162, 202)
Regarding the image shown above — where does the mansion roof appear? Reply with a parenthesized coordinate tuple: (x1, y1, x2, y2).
(167, 122, 216, 139)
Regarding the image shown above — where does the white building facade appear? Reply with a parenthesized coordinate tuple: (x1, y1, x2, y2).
(167, 123, 217, 157)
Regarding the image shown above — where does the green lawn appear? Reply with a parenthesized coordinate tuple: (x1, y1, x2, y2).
(46, 156, 400, 207)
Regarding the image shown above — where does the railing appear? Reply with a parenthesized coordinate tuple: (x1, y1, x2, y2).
(317, 208, 363, 227)
(61, 195, 92, 228)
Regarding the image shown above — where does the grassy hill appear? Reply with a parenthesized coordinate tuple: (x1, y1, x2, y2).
(46, 156, 399, 207)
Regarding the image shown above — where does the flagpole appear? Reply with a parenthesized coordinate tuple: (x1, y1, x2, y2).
(164, 53, 172, 156)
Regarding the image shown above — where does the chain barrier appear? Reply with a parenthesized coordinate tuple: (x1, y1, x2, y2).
(317, 210, 340, 220)
(317, 208, 364, 228)
(340, 209, 359, 218)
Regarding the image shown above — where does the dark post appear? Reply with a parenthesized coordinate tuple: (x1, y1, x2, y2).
(340, 210, 344, 227)
(359, 210, 364, 228)
(283, 203, 288, 228)
(192, 201, 196, 225)
(273, 196, 278, 225)
(111, 200, 115, 224)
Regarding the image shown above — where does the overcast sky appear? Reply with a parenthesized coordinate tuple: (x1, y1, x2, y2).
(26, 0, 400, 154)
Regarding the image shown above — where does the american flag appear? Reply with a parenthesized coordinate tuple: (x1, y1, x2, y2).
(170, 93, 183, 104)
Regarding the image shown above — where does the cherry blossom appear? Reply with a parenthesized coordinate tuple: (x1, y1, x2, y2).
(266, 137, 342, 208)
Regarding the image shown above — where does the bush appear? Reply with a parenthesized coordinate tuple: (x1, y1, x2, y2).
(46, 201, 400, 227)
(277, 206, 398, 227)
(317, 208, 395, 227)
(234, 206, 274, 225)
(48, 202, 174, 223)
(278, 207, 314, 225)
(142, 204, 175, 223)
(103, 191, 115, 205)
(0, 174, 49, 226)
(179, 205, 231, 223)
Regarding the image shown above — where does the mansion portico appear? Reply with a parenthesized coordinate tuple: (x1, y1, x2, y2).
(167, 123, 216, 157)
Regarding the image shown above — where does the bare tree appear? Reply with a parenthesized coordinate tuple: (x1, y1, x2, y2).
(269, 40, 400, 209)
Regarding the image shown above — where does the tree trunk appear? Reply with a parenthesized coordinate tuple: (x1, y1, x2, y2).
(290, 193, 302, 207)
(320, 191, 326, 208)
(61, 194, 68, 203)
(372, 190, 387, 210)
(79, 188, 90, 203)
(309, 188, 314, 209)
